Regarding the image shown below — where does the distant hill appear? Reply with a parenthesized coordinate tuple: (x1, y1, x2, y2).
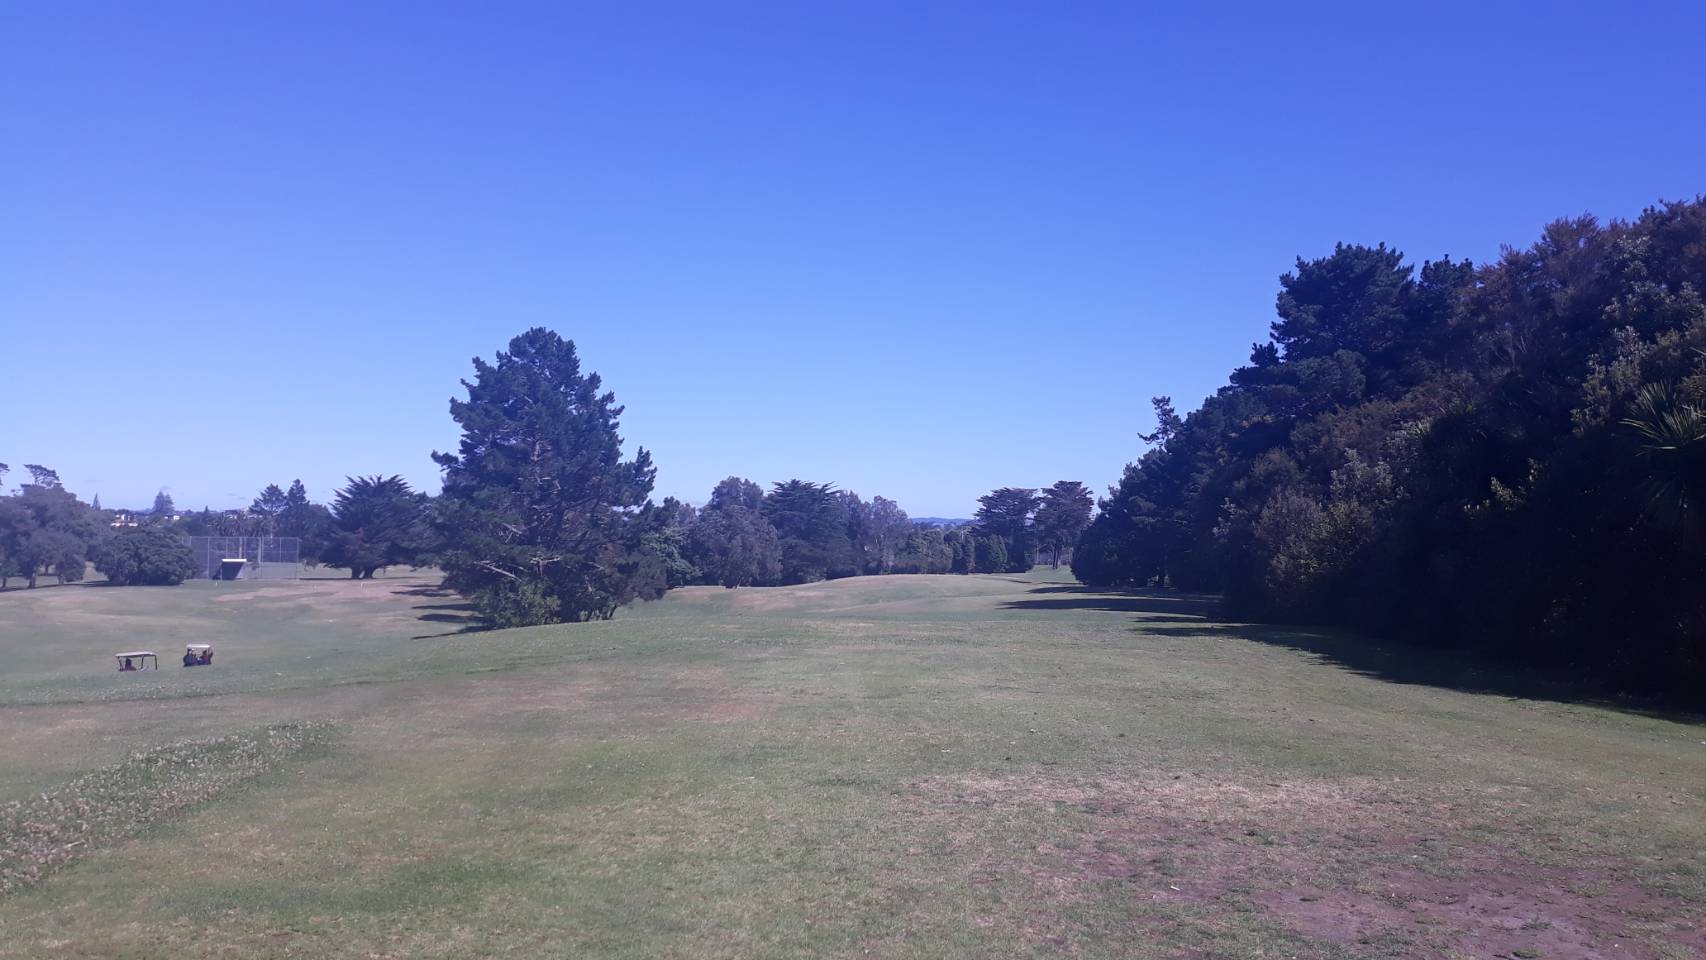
(912, 517, 971, 528)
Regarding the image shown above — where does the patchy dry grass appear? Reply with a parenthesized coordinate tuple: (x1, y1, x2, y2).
(908, 770, 1705, 958)
(0, 722, 334, 894)
(0, 571, 1702, 958)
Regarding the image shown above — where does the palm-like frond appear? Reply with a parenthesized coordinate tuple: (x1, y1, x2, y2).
(1622, 383, 1706, 531)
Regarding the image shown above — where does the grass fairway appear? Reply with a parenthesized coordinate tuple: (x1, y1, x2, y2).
(2, 572, 1703, 959)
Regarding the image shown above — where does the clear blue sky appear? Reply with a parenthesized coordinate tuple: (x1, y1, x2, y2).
(3, 2, 1702, 516)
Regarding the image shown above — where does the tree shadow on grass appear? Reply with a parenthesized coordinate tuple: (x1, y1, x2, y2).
(1007, 584, 1706, 723)
(1001, 585, 1222, 617)
(393, 585, 457, 598)
(394, 585, 490, 638)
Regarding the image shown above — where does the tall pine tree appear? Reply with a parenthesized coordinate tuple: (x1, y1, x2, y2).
(433, 328, 660, 625)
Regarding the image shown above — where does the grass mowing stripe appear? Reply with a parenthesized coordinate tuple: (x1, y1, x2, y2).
(0, 721, 335, 895)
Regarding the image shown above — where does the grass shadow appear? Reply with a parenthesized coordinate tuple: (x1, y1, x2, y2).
(1002, 585, 1221, 617)
(393, 585, 456, 598)
(393, 584, 490, 638)
(1010, 584, 1706, 724)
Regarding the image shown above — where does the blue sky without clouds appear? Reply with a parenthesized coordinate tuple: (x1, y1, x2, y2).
(3, 2, 1703, 516)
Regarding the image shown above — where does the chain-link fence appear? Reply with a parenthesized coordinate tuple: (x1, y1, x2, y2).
(186, 536, 302, 580)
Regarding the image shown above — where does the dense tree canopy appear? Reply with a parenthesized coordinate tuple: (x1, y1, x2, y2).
(762, 480, 859, 584)
(1075, 198, 1706, 696)
(864, 496, 913, 574)
(322, 475, 432, 580)
(688, 488, 783, 588)
(433, 328, 661, 625)
(0, 468, 103, 588)
(92, 526, 196, 586)
(974, 487, 1040, 573)
(1034, 481, 1093, 568)
(673, 476, 1031, 586)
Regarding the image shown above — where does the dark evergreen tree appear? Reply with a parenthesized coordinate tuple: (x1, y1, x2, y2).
(1079, 197, 1706, 696)
(972, 535, 1008, 574)
(433, 328, 660, 624)
(1033, 481, 1093, 568)
(323, 475, 431, 579)
(277, 479, 334, 563)
(250, 484, 290, 534)
(974, 487, 1041, 572)
(761, 480, 857, 583)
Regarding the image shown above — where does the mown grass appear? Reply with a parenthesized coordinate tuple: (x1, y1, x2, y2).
(0, 571, 1702, 958)
(1, 722, 335, 894)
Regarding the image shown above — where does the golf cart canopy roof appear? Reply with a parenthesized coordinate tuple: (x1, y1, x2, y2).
(116, 651, 157, 658)
(186, 644, 212, 653)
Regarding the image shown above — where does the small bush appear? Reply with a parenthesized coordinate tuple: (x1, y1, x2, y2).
(473, 579, 558, 628)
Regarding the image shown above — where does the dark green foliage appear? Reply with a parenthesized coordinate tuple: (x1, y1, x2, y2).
(26, 465, 61, 488)
(863, 496, 913, 574)
(1621, 382, 1706, 534)
(893, 524, 953, 574)
(640, 498, 701, 590)
(1034, 481, 1093, 568)
(974, 487, 1040, 572)
(150, 490, 174, 518)
(91, 527, 196, 586)
(278, 481, 334, 563)
(707, 476, 765, 513)
(948, 527, 974, 574)
(1080, 197, 1706, 696)
(683, 483, 977, 583)
(762, 480, 858, 583)
(249, 484, 289, 534)
(689, 500, 782, 587)
(322, 475, 432, 580)
(686, 480, 783, 588)
(433, 328, 660, 625)
(972, 535, 1008, 574)
(0, 478, 101, 588)
(684, 480, 939, 585)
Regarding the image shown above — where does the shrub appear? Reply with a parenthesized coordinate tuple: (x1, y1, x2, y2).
(92, 527, 196, 586)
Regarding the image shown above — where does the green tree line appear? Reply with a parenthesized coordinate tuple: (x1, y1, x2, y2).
(1073, 198, 1706, 695)
(428, 328, 1093, 625)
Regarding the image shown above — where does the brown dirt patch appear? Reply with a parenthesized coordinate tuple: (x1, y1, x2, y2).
(909, 771, 1705, 958)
